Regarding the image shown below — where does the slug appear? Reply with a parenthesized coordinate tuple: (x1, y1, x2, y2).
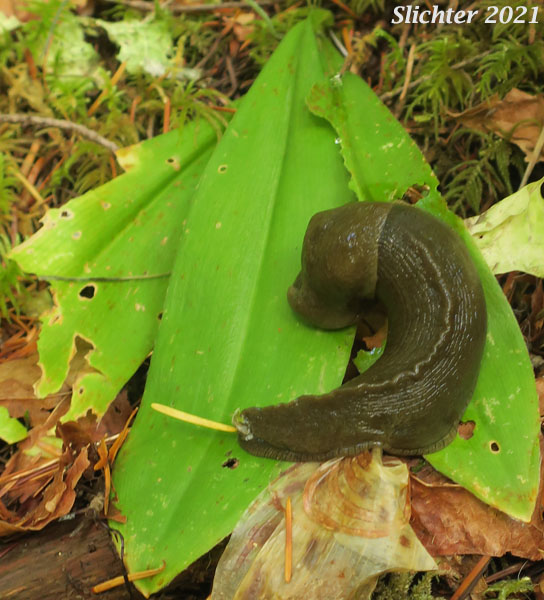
(234, 201, 487, 462)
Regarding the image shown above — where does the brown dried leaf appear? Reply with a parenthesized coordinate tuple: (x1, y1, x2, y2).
(410, 439, 544, 560)
(0, 353, 60, 427)
(0, 447, 90, 534)
(452, 89, 544, 161)
(0, 386, 131, 535)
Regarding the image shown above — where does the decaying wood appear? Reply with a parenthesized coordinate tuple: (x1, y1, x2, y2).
(0, 516, 138, 600)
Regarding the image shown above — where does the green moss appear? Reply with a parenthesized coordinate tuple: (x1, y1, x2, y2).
(372, 572, 443, 600)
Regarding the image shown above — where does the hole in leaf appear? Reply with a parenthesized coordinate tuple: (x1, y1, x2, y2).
(79, 285, 96, 299)
(458, 420, 475, 440)
(157, 311, 163, 321)
(222, 458, 239, 469)
(489, 441, 500, 453)
(402, 184, 429, 204)
(60, 210, 73, 219)
(218, 164, 228, 174)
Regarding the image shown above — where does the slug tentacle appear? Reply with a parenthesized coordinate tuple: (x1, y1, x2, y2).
(235, 202, 487, 461)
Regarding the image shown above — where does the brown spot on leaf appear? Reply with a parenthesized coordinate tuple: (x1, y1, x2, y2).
(458, 420, 475, 440)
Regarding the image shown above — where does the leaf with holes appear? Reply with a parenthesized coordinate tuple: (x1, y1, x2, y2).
(307, 72, 540, 522)
(111, 12, 359, 595)
(10, 122, 220, 422)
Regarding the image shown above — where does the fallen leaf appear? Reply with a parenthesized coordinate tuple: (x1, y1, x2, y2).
(452, 89, 544, 162)
(0, 353, 58, 427)
(212, 451, 436, 600)
(410, 438, 544, 561)
(0, 447, 89, 533)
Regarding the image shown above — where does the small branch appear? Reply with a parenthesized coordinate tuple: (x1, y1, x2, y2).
(0, 114, 119, 153)
(103, 0, 275, 13)
(519, 122, 544, 189)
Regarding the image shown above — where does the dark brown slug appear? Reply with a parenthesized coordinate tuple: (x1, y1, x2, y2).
(234, 201, 487, 461)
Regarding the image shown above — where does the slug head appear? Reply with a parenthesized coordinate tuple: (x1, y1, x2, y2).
(288, 203, 390, 330)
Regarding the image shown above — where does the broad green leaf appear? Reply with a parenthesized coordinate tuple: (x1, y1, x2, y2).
(111, 13, 358, 595)
(307, 72, 540, 521)
(353, 343, 384, 374)
(307, 75, 441, 204)
(10, 122, 218, 422)
(0, 406, 27, 444)
(465, 178, 544, 277)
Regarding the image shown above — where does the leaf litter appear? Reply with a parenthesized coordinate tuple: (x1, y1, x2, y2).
(452, 89, 544, 163)
(0, 341, 132, 534)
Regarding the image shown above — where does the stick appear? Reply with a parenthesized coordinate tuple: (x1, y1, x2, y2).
(0, 114, 119, 153)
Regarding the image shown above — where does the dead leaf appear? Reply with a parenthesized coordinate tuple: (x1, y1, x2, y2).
(212, 451, 436, 600)
(410, 438, 544, 561)
(452, 89, 544, 162)
(0, 447, 90, 533)
(0, 353, 59, 426)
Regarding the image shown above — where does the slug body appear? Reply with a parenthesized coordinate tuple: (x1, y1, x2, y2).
(235, 202, 487, 461)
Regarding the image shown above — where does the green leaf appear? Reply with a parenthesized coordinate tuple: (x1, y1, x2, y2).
(308, 71, 540, 522)
(112, 13, 356, 595)
(0, 406, 27, 444)
(307, 73, 441, 204)
(353, 343, 384, 374)
(465, 178, 544, 277)
(10, 122, 219, 422)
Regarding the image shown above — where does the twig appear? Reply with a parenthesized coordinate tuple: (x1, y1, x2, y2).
(225, 55, 238, 96)
(103, 0, 275, 13)
(395, 42, 416, 117)
(0, 114, 119, 153)
(485, 560, 529, 584)
(399, 43, 416, 104)
(92, 561, 166, 594)
(329, 0, 358, 20)
(451, 555, 491, 600)
(379, 50, 493, 102)
(519, 122, 544, 189)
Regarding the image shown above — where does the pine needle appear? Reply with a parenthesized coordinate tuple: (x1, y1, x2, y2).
(151, 403, 237, 433)
(284, 496, 293, 583)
